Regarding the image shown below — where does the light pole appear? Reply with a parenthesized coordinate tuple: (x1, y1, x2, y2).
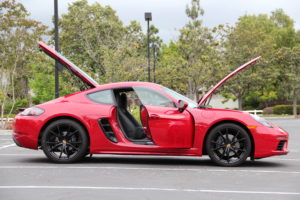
(144, 12, 152, 82)
(54, 0, 59, 98)
(152, 43, 157, 83)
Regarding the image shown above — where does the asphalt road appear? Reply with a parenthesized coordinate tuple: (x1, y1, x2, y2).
(0, 118, 299, 200)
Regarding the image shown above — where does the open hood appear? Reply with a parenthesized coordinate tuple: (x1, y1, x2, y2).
(198, 56, 261, 107)
(38, 41, 99, 88)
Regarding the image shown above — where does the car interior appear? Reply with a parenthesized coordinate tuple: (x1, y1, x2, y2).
(113, 88, 154, 145)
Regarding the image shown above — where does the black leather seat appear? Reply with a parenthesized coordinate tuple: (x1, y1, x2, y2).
(116, 93, 146, 140)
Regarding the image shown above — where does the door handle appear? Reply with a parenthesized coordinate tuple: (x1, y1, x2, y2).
(150, 114, 160, 120)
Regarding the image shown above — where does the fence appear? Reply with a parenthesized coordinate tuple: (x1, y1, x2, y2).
(0, 118, 13, 121)
(244, 110, 263, 115)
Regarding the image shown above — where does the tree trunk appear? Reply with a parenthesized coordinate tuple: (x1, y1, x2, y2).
(6, 60, 17, 121)
(24, 78, 32, 106)
(1, 71, 9, 128)
(187, 77, 194, 99)
(293, 88, 299, 117)
(238, 96, 243, 110)
(0, 88, 7, 128)
(195, 89, 200, 102)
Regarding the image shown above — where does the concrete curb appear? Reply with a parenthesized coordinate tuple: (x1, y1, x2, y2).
(0, 130, 12, 135)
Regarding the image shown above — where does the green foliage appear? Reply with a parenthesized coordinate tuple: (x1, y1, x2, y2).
(0, 0, 48, 127)
(29, 62, 55, 104)
(1, 0, 299, 114)
(5, 99, 28, 114)
(222, 8, 299, 110)
(156, 42, 187, 93)
(59, 0, 124, 78)
(59, 0, 162, 84)
(273, 105, 300, 115)
(175, 0, 223, 100)
(129, 105, 141, 125)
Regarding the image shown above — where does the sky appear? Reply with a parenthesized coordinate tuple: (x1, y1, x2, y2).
(19, 0, 300, 43)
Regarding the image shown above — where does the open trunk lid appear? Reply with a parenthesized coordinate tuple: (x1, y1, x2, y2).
(38, 41, 99, 88)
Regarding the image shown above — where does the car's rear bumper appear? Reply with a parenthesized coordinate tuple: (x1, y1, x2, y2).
(12, 134, 22, 147)
(12, 131, 38, 149)
(12, 115, 41, 150)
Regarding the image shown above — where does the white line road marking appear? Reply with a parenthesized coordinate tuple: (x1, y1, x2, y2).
(0, 165, 299, 174)
(0, 153, 41, 156)
(270, 158, 300, 161)
(0, 153, 299, 162)
(0, 144, 15, 150)
(0, 186, 299, 195)
(207, 169, 300, 174)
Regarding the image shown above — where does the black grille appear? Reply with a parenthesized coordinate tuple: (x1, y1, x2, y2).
(99, 118, 118, 143)
(276, 140, 285, 151)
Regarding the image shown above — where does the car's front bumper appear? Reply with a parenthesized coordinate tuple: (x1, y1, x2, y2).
(251, 125, 289, 159)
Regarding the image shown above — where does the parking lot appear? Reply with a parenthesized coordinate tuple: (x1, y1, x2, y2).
(0, 118, 299, 200)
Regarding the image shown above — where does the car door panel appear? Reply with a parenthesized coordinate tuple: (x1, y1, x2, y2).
(144, 105, 194, 148)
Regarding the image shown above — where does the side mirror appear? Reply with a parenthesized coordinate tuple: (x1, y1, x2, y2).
(178, 100, 188, 112)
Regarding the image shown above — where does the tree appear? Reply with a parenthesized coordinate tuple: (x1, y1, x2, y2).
(271, 9, 296, 49)
(223, 14, 278, 110)
(29, 60, 55, 104)
(59, 0, 124, 83)
(156, 42, 186, 92)
(59, 0, 161, 84)
(102, 20, 148, 82)
(274, 47, 300, 116)
(0, 0, 47, 127)
(223, 9, 299, 110)
(177, 0, 223, 101)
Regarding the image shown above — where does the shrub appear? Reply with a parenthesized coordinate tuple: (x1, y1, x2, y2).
(243, 106, 255, 111)
(4, 99, 29, 114)
(263, 107, 273, 115)
(273, 105, 300, 115)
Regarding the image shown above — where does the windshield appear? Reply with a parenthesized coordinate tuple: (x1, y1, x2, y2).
(161, 87, 198, 108)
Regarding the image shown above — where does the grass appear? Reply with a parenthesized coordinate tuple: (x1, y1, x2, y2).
(1, 114, 16, 119)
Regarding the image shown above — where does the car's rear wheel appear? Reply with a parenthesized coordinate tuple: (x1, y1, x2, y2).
(41, 119, 88, 163)
(206, 123, 251, 167)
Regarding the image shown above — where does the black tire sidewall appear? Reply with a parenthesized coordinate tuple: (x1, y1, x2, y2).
(205, 123, 251, 167)
(41, 119, 88, 163)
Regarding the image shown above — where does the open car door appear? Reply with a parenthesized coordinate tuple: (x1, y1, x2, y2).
(134, 86, 194, 148)
(38, 41, 99, 88)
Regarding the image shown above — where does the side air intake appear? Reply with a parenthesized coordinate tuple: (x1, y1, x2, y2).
(98, 118, 118, 143)
(276, 140, 285, 151)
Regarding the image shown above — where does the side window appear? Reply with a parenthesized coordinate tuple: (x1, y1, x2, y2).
(133, 86, 176, 108)
(87, 90, 114, 105)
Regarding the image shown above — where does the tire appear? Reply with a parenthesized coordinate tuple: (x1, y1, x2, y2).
(41, 119, 88, 163)
(205, 123, 251, 167)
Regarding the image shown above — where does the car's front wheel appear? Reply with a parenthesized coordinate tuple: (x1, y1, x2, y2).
(41, 119, 88, 163)
(206, 123, 251, 167)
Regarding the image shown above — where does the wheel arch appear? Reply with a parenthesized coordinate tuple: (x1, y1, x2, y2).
(202, 120, 255, 159)
(38, 116, 90, 148)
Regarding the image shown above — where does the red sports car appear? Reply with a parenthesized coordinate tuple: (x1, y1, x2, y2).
(12, 42, 289, 166)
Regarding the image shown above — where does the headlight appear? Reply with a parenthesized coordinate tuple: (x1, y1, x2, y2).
(249, 114, 273, 128)
(21, 107, 44, 116)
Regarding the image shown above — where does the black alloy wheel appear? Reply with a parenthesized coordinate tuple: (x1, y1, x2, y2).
(206, 123, 251, 167)
(41, 119, 88, 163)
